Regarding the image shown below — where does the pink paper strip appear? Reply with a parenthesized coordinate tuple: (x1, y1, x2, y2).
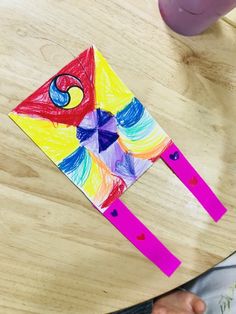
(103, 198, 181, 277)
(161, 142, 227, 222)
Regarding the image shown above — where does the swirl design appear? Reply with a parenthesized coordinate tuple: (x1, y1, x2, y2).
(49, 74, 84, 110)
(11, 47, 171, 211)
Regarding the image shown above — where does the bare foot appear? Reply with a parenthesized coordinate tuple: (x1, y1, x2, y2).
(152, 290, 206, 314)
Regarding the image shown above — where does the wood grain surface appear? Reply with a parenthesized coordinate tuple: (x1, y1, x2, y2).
(0, 1, 236, 313)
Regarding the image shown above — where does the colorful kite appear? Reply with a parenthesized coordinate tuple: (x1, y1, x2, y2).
(9, 46, 227, 276)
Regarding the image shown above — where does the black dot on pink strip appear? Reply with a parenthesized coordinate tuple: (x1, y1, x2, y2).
(169, 151, 179, 160)
(111, 209, 118, 217)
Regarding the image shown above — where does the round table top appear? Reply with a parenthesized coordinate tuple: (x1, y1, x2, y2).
(0, 1, 236, 313)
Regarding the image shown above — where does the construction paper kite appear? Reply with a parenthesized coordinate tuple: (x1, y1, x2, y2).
(9, 46, 227, 276)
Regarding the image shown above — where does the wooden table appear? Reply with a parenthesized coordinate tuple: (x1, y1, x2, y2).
(0, 1, 236, 313)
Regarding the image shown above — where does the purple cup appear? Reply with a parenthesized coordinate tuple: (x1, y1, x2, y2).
(159, 0, 236, 36)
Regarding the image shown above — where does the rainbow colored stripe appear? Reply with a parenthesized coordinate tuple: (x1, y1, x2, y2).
(9, 46, 171, 211)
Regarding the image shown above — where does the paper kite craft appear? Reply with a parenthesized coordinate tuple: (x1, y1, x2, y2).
(9, 46, 227, 276)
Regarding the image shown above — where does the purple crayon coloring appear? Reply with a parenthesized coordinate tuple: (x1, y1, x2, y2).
(9, 46, 228, 276)
(159, 0, 236, 36)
